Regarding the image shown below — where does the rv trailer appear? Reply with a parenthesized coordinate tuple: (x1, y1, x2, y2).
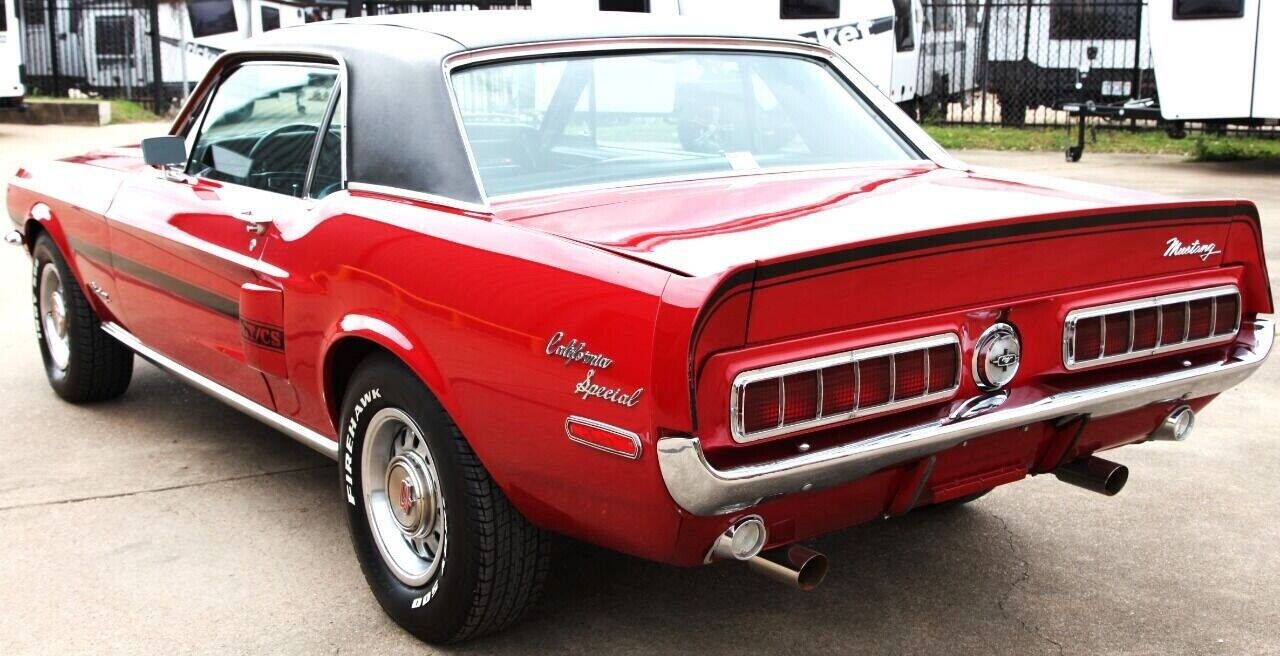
(913, 0, 986, 120)
(19, 0, 311, 104)
(1, 0, 22, 109)
(530, 0, 926, 107)
(985, 0, 1153, 126)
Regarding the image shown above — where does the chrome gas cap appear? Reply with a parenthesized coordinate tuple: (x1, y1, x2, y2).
(974, 323, 1022, 391)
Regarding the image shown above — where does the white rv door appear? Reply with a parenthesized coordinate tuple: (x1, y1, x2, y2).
(1252, 0, 1278, 119)
(1, 0, 24, 103)
(1150, 0, 1256, 120)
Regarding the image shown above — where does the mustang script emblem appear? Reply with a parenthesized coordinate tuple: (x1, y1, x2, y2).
(1164, 237, 1221, 262)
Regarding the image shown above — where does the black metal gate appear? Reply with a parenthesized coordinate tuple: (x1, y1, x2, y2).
(914, 0, 1152, 127)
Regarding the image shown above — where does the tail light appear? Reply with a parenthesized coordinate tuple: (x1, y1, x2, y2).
(1064, 285, 1240, 370)
(731, 334, 961, 444)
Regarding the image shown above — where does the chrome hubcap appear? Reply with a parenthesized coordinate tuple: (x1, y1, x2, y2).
(38, 263, 71, 371)
(362, 408, 447, 588)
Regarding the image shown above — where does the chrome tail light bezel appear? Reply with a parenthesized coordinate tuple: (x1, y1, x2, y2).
(1063, 285, 1241, 371)
(729, 333, 962, 444)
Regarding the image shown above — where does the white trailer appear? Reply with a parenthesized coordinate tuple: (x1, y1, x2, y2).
(984, 0, 1154, 126)
(914, 1, 986, 118)
(529, 0, 926, 106)
(20, 0, 308, 102)
(1, 0, 23, 109)
(1148, 0, 1278, 122)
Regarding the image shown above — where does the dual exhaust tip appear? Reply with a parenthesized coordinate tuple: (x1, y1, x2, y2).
(710, 407, 1195, 587)
(1053, 406, 1195, 496)
(709, 516, 828, 591)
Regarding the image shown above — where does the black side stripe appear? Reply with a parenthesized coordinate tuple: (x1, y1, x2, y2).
(68, 238, 240, 320)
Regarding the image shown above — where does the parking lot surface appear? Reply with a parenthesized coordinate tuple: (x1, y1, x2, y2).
(2, 123, 1278, 655)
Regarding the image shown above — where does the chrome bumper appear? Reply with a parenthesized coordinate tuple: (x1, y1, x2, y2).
(658, 318, 1273, 516)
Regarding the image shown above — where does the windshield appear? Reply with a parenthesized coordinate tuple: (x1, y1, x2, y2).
(451, 51, 918, 197)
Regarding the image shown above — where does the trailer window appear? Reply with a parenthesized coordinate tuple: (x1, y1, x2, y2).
(1, 0, 7, 32)
(21, 0, 42, 26)
(452, 51, 917, 197)
(892, 0, 914, 51)
(599, 0, 649, 11)
(261, 6, 281, 32)
(188, 0, 238, 38)
(95, 16, 134, 57)
(1173, 0, 1244, 19)
(781, 0, 839, 19)
(1049, 0, 1140, 40)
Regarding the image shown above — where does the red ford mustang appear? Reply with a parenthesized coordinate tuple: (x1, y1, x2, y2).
(5, 12, 1273, 644)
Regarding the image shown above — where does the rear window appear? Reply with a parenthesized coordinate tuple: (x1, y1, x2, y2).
(452, 51, 916, 197)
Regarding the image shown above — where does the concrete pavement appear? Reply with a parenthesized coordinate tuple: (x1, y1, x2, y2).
(1, 125, 1277, 654)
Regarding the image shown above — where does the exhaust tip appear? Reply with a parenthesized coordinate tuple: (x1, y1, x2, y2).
(746, 545, 829, 591)
(1151, 405, 1196, 442)
(707, 515, 768, 563)
(1055, 455, 1128, 497)
(793, 549, 829, 591)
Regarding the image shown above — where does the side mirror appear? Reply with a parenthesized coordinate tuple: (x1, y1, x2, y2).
(141, 136, 187, 167)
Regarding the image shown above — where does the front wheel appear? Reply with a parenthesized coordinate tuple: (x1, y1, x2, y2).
(31, 234, 133, 403)
(340, 354, 551, 644)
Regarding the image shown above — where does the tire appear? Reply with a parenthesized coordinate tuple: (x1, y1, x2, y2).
(339, 354, 551, 644)
(31, 234, 133, 403)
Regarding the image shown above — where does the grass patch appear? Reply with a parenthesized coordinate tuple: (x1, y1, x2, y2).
(28, 96, 162, 124)
(923, 124, 1280, 162)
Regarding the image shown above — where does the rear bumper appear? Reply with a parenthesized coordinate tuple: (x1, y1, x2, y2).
(658, 318, 1273, 516)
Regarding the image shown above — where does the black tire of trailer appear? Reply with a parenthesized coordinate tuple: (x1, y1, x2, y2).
(339, 353, 552, 644)
(31, 233, 134, 403)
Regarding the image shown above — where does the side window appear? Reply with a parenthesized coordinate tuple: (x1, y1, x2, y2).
(892, 0, 915, 51)
(599, 0, 649, 11)
(187, 62, 338, 198)
(1174, 0, 1244, 19)
(781, 0, 839, 19)
(308, 92, 345, 199)
(1, 0, 8, 32)
(261, 6, 281, 31)
(188, 0, 238, 38)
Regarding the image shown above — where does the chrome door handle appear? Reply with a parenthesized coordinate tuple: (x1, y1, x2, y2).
(236, 210, 272, 235)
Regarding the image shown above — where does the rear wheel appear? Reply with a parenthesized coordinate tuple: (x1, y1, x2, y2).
(340, 354, 551, 644)
(31, 234, 133, 403)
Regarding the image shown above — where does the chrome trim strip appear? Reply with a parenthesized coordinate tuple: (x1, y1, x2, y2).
(729, 334, 960, 444)
(564, 415, 643, 460)
(346, 182, 493, 215)
(1063, 285, 1241, 370)
(101, 322, 339, 460)
(660, 318, 1272, 516)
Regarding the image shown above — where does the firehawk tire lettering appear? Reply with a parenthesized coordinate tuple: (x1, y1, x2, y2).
(344, 388, 381, 506)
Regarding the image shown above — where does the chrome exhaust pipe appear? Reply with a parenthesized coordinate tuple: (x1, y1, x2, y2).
(1150, 405, 1195, 441)
(746, 545, 829, 591)
(1054, 455, 1128, 496)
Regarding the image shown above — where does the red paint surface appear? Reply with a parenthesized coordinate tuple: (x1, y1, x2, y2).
(6, 150, 1272, 566)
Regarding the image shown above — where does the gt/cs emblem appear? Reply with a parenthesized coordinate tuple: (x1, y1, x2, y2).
(974, 323, 1021, 391)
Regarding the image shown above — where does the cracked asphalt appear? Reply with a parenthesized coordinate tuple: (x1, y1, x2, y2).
(2, 123, 1278, 655)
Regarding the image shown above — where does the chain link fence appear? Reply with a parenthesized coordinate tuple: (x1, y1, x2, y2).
(17, 0, 161, 104)
(914, 0, 1153, 127)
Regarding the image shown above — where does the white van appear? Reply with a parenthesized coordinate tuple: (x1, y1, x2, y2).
(1148, 0, 1278, 122)
(0, 0, 22, 109)
(530, 0, 925, 106)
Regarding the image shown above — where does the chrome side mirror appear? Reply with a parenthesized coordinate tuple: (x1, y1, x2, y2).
(141, 136, 189, 183)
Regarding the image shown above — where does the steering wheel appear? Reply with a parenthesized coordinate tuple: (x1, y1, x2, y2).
(247, 123, 320, 171)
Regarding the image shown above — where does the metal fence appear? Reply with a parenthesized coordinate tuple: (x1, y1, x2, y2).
(914, 0, 1153, 127)
(18, 0, 162, 105)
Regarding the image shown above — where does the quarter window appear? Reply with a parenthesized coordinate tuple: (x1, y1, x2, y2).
(781, 0, 839, 19)
(1173, 0, 1244, 19)
(309, 92, 345, 199)
(187, 62, 339, 198)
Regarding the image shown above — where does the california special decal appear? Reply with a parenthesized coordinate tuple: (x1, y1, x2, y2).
(1164, 237, 1222, 262)
(240, 319, 285, 352)
(799, 16, 894, 48)
(546, 332, 643, 408)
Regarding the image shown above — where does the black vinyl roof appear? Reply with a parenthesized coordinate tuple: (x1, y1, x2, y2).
(239, 12, 813, 205)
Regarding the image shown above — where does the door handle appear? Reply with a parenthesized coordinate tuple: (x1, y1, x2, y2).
(236, 210, 272, 235)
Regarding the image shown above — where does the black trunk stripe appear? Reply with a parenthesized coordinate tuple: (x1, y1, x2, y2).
(68, 237, 240, 320)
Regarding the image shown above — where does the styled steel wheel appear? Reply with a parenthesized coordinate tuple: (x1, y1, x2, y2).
(30, 233, 133, 403)
(340, 354, 551, 644)
(362, 407, 448, 588)
(37, 262, 71, 371)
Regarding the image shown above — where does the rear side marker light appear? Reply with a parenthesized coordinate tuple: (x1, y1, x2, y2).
(565, 416, 642, 460)
(1064, 285, 1241, 370)
(730, 334, 961, 444)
